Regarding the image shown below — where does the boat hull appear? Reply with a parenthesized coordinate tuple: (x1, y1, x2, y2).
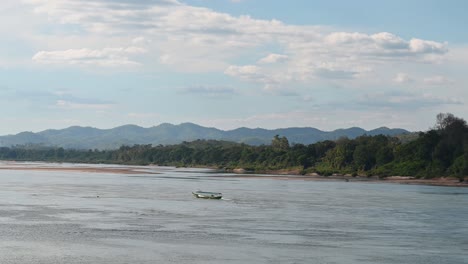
(192, 191, 222, 199)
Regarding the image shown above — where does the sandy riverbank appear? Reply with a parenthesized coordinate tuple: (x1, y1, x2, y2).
(0, 162, 159, 175)
(0, 162, 466, 187)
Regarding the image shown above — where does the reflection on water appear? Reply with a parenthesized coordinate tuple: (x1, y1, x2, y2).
(0, 163, 467, 263)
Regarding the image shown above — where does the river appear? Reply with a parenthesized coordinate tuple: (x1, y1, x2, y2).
(0, 163, 466, 263)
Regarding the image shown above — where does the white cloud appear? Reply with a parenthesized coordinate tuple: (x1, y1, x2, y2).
(393, 73, 414, 84)
(10, 0, 456, 103)
(225, 65, 264, 80)
(371, 32, 407, 49)
(325, 32, 369, 44)
(32, 46, 146, 66)
(359, 91, 462, 109)
(409, 39, 447, 54)
(131, 36, 149, 45)
(423, 75, 454, 86)
(325, 32, 447, 56)
(55, 100, 113, 110)
(224, 65, 285, 93)
(24, 0, 448, 74)
(258, 53, 289, 64)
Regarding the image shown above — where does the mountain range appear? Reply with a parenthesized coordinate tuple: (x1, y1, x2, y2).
(0, 123, 410, 150)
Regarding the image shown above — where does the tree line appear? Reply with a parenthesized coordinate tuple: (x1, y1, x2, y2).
(0, 113, 466, 180)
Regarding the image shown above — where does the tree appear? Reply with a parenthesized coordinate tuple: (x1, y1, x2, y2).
(449, 154, 468, 180)
(271, 135, 289, 151)
(435, 113, 466, 131)
(432, 113, 468, 172)
(322, 137, 355, 170)
(353, 145, 371, 170)
(375, 146, 393, 166)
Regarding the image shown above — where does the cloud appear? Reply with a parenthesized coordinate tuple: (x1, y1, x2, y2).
(224, 65, 263, 80)
(325, 32, 447, 57)
(409, 39, 447, 54)
(372, 32, 408, 49)
(131, 36, 149, 45)
(224, 65, 288, 93)
(423, 75, 454, 86)
(359, 91, 462, 109)
(25, 0, 448, 71)
(55, 100, 113, 110)
(182, 85, 236, 97)
(314, 68, 357, 79)
(10, 90, 118, 110)
(17, 0, 453, 102)
(258, 53, 288, 64)
(393, 73, 414, 84)
(0, 0, 463, 134)
(0, 89, 116, 111)
(32, 46, 146, 67)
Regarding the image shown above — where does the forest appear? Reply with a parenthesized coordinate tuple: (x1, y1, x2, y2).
(0, 113, 466, 180)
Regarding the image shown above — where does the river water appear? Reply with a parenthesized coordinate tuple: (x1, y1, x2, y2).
(0, 163, 466, 263)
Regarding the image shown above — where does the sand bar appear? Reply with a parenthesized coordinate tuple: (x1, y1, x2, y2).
(0, 162, 159, 175)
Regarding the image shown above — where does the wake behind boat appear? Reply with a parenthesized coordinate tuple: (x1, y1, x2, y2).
(192, 191, 222, 199)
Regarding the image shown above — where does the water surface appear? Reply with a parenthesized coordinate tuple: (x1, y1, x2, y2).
(0, 163, 466, 263)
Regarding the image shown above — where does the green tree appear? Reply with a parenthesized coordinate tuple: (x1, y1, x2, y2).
(271, 135, 290, 151)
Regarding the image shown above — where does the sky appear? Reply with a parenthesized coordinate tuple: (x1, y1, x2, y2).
(0, 0, 467, 135)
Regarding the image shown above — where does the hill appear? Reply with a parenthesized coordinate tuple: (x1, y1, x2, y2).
(0, 123, 410, 149)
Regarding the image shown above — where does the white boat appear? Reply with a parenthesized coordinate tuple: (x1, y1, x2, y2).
(192, 191, 222, 199)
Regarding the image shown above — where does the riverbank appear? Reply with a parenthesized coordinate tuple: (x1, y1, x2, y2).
(224, 168, 468, 187)
(0, 161, 159, 175)
(0, 161, 466, 187)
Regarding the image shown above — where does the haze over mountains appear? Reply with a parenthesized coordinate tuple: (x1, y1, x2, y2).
(0, 123, 409, 150)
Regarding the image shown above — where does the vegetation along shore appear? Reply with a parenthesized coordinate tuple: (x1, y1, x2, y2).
(0, 113, 467, 187)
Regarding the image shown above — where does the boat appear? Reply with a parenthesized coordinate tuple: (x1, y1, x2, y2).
(192, 191, 222, 199)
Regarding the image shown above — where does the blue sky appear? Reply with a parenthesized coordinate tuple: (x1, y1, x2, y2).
(0, 0, 466, 134)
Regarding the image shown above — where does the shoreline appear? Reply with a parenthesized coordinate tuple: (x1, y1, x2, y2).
(225, 174, 468, 187)
(223, 168, 468, 187)
(0, 167, 158, 174)
(0, 161, 159, 175)
(0, 161, 466, 187)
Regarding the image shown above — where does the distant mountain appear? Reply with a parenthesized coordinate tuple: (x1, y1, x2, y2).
(0, 123, 410, 150)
